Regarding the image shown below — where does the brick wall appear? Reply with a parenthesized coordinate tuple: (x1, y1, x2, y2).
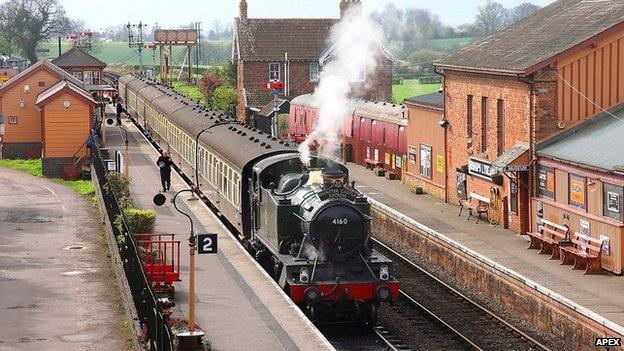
(42, 157, 75, 178)
(444, 70, 532, 232)
(532, 68, 559, 143)
(2, 142, 42, 159)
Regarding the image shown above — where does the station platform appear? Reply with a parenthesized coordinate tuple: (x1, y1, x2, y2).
(347, 164, 624, 328)
(103, 114, 333, 351)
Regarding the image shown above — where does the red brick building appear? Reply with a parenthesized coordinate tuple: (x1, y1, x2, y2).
(434, 0, 624, 233)
(232, 0, 394, 122)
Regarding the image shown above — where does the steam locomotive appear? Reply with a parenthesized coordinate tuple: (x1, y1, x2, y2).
(117, 74, 399, 326)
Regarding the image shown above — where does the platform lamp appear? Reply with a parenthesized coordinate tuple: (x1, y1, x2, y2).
(153, 189, 205, 350)
(188, 120, 234, 201)
(106, 118, 130, 177)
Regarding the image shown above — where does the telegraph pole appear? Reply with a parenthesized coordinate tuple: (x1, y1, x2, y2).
(127, 22, 146, 76)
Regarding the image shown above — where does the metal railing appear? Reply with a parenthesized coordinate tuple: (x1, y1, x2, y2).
(92, 144, 174, 351)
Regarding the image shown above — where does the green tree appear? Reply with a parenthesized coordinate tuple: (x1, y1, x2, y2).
(475, 0, 510, 36)
(0, 35, 11, 55)
(0, 0, 72, 64)
(210, 85, 237, 112)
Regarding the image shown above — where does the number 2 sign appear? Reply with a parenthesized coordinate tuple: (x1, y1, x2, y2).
(197, 234, 218, 254)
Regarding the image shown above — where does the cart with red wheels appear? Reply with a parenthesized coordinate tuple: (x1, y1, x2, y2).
(134, 233, 181, 299)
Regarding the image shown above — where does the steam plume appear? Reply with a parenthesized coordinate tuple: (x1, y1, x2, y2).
(298, 7, 383, 165)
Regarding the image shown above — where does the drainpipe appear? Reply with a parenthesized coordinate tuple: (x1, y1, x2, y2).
(434, 65, 449, 203)
(519, 74, 535, 233)
(58, 37, 62, 57)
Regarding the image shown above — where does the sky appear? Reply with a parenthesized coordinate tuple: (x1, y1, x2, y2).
(60, 0, 557, 31)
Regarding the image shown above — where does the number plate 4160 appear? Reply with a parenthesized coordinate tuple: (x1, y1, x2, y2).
(197, 234, 218, 254)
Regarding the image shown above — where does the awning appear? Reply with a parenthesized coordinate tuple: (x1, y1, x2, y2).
(85, 84, 115, 92)
(492, 142, 530, 172)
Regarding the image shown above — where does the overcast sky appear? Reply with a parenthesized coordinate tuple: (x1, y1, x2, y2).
(60, 0, 557, 31)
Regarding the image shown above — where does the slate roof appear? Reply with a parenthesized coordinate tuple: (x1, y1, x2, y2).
(257, 99, 289, 117)
(435, 0, 624, 75)
(234, 18, 338, 61)
(0, 60, 85, 94)
(52, 47, 106, 68)
(537, 104, 624, 172)
(405, 92, 444, 110)
(36, 80, 95, 106)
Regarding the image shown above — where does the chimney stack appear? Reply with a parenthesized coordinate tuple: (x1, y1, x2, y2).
(240, 0, 248, 23)
(340, 0, 362, 19)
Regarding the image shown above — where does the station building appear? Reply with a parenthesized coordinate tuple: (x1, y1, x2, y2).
(232, 0, 395, 123)
(434, 0, 624, 233)
(533, 106, 624, 274)
(403, 92, 446, 200)
(51, 47, 107, 86)
(0, 60, 95, 177)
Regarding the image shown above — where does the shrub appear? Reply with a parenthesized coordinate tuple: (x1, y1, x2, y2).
(210, 85, 237, 111)
(105, 172, 131, 199)
(199, 74, 224, 103)
(123, 208, 156, 234)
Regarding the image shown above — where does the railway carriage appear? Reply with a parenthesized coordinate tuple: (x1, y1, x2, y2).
(288, 94, 408, 178)
(118, 74, 399, 326)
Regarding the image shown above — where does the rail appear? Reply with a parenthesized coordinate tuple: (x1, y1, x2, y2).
(369, 197, 624, 337)
(92, 143, 174, 351)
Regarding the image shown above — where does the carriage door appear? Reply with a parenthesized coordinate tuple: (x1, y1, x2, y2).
(249, 171, 261, 231)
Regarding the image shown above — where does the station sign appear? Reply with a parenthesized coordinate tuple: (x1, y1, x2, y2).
(468, 157, 498, 180)
(197, 234, 218, 254)
(503, 165, 530, 172)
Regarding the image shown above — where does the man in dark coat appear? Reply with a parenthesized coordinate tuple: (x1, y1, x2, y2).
(116, 101, 125, 125)
(156, 150, 173, 192)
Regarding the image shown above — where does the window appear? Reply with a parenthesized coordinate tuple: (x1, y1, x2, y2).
(509, 179, 518, 214)
(569, 173, 586, 210)
(467, 95, 473, 143)
(72, 71, 83, 81)
(354, 68, 366, 82)
(309, 62, 319, 82)
(481, 97, 488, 152)
(538, 166, 555, 199)
(269, 63, 280, 81)
(420, 144, 432, 178)
(603, 183, 624, 222)
(38, 81, 45, 87)
(84, 71, 101, 85)
(497, 99, 505, 156)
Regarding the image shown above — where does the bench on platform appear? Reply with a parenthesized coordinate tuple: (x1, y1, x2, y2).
(526, 219, 569, 260)
(458, 192, 490, 224)
(365, 159, 384, 170)
(560, 233, 604, 275)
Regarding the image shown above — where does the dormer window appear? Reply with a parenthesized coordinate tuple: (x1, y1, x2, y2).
(269, 63, 280, 81)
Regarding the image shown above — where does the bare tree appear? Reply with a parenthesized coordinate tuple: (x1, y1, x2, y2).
(0, 0, 72, 64)
(511, 3, 541, 22)
(475, 0, 510, 36)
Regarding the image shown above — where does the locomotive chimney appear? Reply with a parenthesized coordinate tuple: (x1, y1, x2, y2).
(340, 0, 362, 19)
(240, 0, 248, 24)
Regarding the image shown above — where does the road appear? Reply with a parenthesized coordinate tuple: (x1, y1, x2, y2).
(0, 167, 125, 351)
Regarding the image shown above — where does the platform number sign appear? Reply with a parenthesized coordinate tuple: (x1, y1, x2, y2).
(197, 234, 218, 254)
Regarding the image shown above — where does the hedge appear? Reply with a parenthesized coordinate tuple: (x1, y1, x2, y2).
(123, 208, 156, 234)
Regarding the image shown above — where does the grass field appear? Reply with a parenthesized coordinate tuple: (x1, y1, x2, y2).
(38, 40, 232, 66)
(427, 37, 473, 50)
(172, 81, 204, 103)
(0, 159, 95, 196)
(392, 79, 441, 104)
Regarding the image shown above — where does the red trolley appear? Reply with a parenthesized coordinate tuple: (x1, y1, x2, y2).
(134, 233, 181, 299)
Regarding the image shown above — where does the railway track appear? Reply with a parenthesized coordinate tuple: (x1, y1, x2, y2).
(374, 238, 552, 351)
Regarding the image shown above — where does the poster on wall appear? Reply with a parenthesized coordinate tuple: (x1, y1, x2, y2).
(374, 149, 379, 162)
(569, 174, 586, 209)
(600, 235, 610, 255)
(538, 166, 555, 199)
(579, 219, 591, 237)
(408, 146, 417, 164)
(436, 155, 444, 173)
(385, 153, 391, 166)
(395, 155, 402, 169)
(608, 192, 620, 213)
(366, 146, 370, 160)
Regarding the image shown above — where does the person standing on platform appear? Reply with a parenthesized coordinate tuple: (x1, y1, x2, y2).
(157, 150, 173, 192)
(116, 101, 124, 126)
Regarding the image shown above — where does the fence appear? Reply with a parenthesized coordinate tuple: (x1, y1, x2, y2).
(92, 144, 174, 351)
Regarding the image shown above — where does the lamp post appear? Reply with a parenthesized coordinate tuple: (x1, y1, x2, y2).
(106, 118, 130, 177)
(153, 190, 204, 350)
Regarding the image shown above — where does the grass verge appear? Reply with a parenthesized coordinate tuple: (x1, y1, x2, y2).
(392, 79, 441, 104)
(0, 159, 95, 196)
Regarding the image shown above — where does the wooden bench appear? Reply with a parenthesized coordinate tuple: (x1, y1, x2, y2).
(365, 159, 383, 170)
(560, 233, 604, 275)
(525, 219, 569, 260)
(458, 192, 490, 224)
